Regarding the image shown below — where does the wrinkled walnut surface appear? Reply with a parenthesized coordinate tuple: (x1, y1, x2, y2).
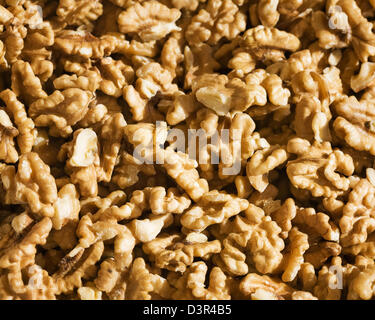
(1, 0, 375, 301)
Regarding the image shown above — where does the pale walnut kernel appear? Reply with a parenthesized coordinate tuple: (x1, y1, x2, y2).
(0, 216, 52, 271)
(241, 26, 301, 52)
(171, 261, 231, 300)
(1, 153, 57, 217)
(0, 108, 18, 163)
(180, 190, 249, 231)
(11, 60, 47, 105)
(192, 73, 266, 116)
(67, 128, 99, 168)
(29, 89, 92, 138)
(118, 1, 181, 42)
(340, 178, 375, 247)
(52, 184, 80, 231)
(333, 95, 375, 155)
(143, 233, 221, 272)
(215, 203, 285, 275)
(126, 257, 173, 300)
(0, 0, 374, 301)
(286, 138, 355, 198)
(54, 31, 124, 60)
(160, 147, 209, 202)
(185, 0, 247, 45)
(240, 273, 295, 300)
(281, 227, 309, 282)
(56, 0, 103, 30)
(0, 89, 36, 155)
(247, 145, 289, 192)
(257, 0, 280, 28)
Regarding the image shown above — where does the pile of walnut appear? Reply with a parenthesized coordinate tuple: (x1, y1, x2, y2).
(2, 0, 375, 300)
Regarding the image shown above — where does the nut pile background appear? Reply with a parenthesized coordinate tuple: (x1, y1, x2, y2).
(1, 0, 375, 300)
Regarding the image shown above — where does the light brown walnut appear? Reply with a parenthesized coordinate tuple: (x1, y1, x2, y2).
(118, 1, 181, 41)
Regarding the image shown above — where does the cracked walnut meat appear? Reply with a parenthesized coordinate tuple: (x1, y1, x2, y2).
(1, 0, 375, 301)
